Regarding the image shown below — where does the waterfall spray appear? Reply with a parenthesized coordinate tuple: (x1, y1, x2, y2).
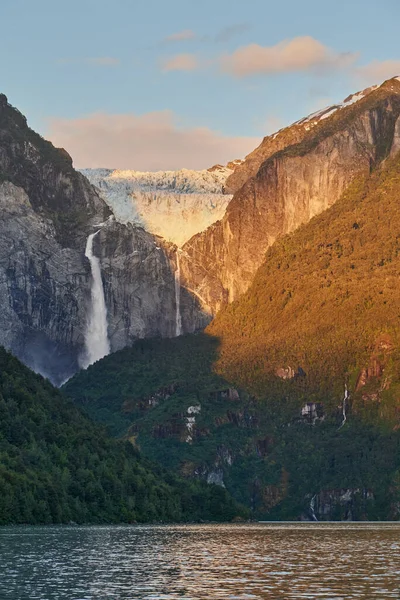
(175, 249, 182, 337)
(82, 230, 110, 368)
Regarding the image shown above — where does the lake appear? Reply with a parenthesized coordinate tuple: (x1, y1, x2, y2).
(1, 523, 399, 599)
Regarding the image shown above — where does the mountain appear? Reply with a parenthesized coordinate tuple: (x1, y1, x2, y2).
(65, 145, 400, 521)
(180, 78, 400, 315)
(2, 80, 399, 385)
(0, 94, 206, 384)
(81, 165, 234, 247)
(0, 345, 245, 524)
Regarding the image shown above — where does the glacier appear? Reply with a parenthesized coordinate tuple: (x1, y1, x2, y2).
(80, 166, 233, 247)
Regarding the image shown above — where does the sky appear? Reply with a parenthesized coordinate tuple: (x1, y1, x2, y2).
(1, 0, 400, 170)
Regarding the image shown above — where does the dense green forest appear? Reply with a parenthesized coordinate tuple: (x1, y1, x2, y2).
(64, 333, 400, 520)
(0, 346, 246, 525)
(65, 154, 400, 520)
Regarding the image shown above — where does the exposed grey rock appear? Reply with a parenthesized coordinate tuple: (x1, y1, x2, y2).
(0, 95, 206, 384)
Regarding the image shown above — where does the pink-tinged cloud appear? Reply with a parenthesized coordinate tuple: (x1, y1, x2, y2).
(46, 110, 260, 171)
(220, 36, 357, 77)
(356, 60, 400, 84)
(164, 29, 196, 42)
(162, 53, 199, 72)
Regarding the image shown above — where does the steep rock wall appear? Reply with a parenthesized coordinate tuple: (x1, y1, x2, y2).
(181, 84, 400, 314)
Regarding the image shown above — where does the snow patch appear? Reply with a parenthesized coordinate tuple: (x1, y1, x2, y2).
(290, 83, 381, 134)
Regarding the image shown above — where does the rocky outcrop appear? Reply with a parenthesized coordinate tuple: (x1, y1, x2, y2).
(181, 79, 400, 314)
(0, 94, 108, 247)
(308, 488, 374, 521)
(301, 402, 324, 425)
(224, 119, 312, 195)
(355, 335, 394, 392)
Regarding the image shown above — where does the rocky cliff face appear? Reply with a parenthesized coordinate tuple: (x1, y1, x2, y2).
(0, 94, 205, 384)
(224, 85, 380, 195)
(180, 79, 400, 314)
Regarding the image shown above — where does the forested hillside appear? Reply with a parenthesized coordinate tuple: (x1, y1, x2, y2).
(209, 153, 400, 410)
(0, 347, 245, 524)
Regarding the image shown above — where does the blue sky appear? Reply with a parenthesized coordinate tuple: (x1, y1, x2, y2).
(1, 0, 399, 169)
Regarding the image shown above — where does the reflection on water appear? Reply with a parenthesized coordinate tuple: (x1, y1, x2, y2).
(1, 523, 400, 599)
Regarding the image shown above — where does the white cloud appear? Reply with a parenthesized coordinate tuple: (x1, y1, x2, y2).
(46, 110, 260, 171)
(161, 53, 199, 72)
(164, 30, 196, 42)
(220, 36, 357, 77)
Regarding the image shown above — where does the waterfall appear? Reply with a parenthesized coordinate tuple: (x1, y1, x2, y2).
(338, 384, 349, 430)
(81, 230, 110, 368)
(310, 494, 318, 521)
(174, 250, 182, 337)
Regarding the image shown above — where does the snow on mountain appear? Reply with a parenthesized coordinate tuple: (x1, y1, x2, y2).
(81, 166, 234, 247)
(294, 84, 380, 131)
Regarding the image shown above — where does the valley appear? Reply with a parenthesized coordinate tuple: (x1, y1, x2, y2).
(2, 78, 400, 522)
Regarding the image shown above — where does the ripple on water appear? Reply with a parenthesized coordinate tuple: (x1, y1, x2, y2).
(0, 524, 400, 599)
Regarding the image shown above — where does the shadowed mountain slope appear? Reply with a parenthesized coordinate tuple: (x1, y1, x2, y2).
(0, 346, 244, 524)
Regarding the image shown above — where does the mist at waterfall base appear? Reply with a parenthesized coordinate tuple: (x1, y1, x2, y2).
(81, 231, 111, 369)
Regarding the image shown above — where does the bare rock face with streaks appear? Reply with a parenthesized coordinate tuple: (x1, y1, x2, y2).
(0, 94, 205, 384)
(180, 79, 400, 315)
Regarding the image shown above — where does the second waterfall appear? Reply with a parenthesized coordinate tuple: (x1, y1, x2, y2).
(82, 230, 111, 368)
(175, 250, 183, 337)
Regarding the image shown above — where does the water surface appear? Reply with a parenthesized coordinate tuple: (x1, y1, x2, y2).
(1, 523, 400, 599)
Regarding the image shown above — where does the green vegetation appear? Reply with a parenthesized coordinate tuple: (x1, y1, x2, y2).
(65, 152, 400, 520)
(0, 346, 245, 525)
(64, 332, 400, 520)
(209, 153, 400, 406)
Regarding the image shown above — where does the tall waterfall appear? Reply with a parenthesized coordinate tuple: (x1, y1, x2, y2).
(174, 250, 182, 337)
(82, 230, 110, 368)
